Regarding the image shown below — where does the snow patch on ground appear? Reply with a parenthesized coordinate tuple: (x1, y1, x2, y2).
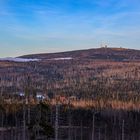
(0, 57, 40, 62)
(49, 57, 73, 60)
(0, 57, 73, 62)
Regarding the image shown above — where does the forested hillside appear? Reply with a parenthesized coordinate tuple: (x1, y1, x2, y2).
(0, 47, 140, 109)
(0, 47, 140, 140)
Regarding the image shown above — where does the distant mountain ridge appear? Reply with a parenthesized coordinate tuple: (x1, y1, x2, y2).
(20, 47, 140, 61)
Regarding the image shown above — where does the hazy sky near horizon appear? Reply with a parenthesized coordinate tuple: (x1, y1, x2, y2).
(0, 0, 140, 57)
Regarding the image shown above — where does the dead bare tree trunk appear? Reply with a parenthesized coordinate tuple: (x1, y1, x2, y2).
(27, 103, 30, 126)
(22, 103, 26, 140)
(55, 103, 59, 140)
(74, 128, 77, 140)
(104, 124, 107, 140)
(0, 110, 4, 140)
(68, 104, 72, 140)
(122, 120, 124, 140)
(80, 120, 83, 140)
(98, 128, 101, 140)
(92, 113, 95, 140)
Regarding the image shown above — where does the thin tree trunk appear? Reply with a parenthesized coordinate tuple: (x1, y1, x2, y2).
(0, 112, 4, 140)
(98, 128, 101, 140)
(68, 107, 72, 140)
(122, 120, 124, 140)
(27, 103, 30, 125)
(80, 120, 83, 140)
(74, 128, 77, 140)
(23, 104, 26, 140)
(55, 104, 59, 140)
(104, 124, 107, 140)
(92, 114, 95, 140)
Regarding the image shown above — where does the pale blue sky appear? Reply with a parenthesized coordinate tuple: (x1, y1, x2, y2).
(0, 0, 140, 57)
